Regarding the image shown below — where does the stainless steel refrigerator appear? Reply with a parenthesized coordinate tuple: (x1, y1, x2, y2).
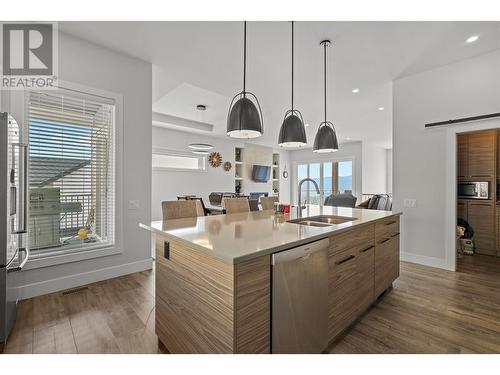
(0, 112, 29, 352)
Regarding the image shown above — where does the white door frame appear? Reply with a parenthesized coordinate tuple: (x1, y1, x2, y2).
(444, 118, 500, 271)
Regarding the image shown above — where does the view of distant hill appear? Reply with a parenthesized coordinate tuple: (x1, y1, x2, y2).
(307, 175, 353, 194)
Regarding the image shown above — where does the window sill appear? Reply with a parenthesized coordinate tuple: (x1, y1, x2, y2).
(23, 244, 122, 270)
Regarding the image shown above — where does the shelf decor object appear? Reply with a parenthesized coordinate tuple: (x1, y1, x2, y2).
(227, 21, 264, 138)
(223, 161, 232, 171)
(282, 164, 289, 179)
(313, 40, 339, 153)
(278, 21, 307, 148)
(208, 151, 223, 168)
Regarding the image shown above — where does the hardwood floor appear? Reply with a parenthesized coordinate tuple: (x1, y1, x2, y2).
(4, 256, 500, 354)
(4, 268, 164, 354)
(329, 255, 500, 353)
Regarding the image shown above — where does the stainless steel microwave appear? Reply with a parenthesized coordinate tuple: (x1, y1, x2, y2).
(457, 181, 489, 199)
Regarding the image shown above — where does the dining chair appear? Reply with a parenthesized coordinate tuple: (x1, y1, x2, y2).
(248, 199, 259, 212)
(162, 200, 198, 220)
(177, 196, 210, 216)
(261, 196, 279, 210)
(223, 197, 250, 214)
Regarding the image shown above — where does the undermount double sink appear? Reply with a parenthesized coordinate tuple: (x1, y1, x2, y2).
(288, 215, 357, 227)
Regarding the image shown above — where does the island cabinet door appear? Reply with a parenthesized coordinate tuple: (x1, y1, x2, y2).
(328, 247, 358, 340)
(374, 234, 400, 298)
(355, 242, 375, 315)
(374, 216, 400, 298)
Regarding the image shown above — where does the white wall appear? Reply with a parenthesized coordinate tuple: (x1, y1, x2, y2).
(362, 143, 388, 195)
(151, 126, 291, 220)
(386, 148, 393, 194)
(1, 33, 153, 298)
(289, 142, 363, 204)
(393, 50, 500, 270)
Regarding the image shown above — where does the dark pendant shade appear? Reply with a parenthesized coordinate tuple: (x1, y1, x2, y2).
(227, 21, 263, 139)
(313, 122, 339, 153)
(227, 94, 263, 138)
(278, 21, 307, 148)
(278, 110, 307, 147)
(313, 39, 339, 153)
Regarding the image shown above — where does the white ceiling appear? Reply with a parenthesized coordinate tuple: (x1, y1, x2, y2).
(60, 21, 500, 149)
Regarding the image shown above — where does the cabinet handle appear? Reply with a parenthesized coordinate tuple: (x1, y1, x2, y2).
(360, 245, 375, 253)
(335, 254, 355, 265)
(385, 220, 397, 226)
(390, 232, 400, 238)
(378, 238, 390, 244)
(163, 241, 170, 259)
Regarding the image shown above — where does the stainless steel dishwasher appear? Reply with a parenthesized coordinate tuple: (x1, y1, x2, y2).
(272, 238, 329, 354)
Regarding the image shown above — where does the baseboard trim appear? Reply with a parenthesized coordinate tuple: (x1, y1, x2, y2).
(17, 258, 153, 300)
(400, 251, 451, 270)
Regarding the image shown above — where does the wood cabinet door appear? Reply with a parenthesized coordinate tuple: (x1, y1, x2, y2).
(457, 200, 468, 221)
(468, 201, 495, 255)
(468, 131, 496, 179)
(328, 247, 358, 340)
(355, 243, 375, 315)
(457, 134, 468, 179)
(497, 206, 500, 257)
(374, 234, 400, 298)
(497, 130, 500, 178)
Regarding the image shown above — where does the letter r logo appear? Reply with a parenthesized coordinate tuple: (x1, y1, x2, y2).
(2, 23, 53, 76)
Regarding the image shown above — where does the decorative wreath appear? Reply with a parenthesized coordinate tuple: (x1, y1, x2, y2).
(223, 161, 232, 172)
(208, 152, 222, 168)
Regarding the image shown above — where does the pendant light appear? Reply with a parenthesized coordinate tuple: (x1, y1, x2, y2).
(278, 21, 307, 148)
(227, 21, 263, 138)
(313, 40, 339, 153)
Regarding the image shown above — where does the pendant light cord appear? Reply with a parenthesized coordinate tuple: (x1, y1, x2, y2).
(291, 21, 294, 111)
(243, 21, 247, 95)
(324, 41, 327, 123)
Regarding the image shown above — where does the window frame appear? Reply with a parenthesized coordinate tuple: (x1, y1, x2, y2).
(152, 147, 208, 173)
(23, 80, 123, 270)
(293, 156, 356, 205)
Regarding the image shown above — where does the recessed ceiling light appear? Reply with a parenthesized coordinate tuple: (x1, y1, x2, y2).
(192, 150, 210, 155)
(351, 88, 359, 93)
(305, 123, 310, 127)
(346, 137, 351, 141)
(466, 35, 479, 44)
(188, 143, 214, 150)
(378, 107, 385, 111)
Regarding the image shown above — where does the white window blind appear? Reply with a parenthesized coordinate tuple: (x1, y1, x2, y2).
(25, 88, 115, 255)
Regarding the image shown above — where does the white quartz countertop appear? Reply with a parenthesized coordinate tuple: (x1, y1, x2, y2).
(139, 205, 401, 264)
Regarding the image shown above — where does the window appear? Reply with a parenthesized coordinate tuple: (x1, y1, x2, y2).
(297, 160, 354, 204)
(152, 148, 207, 172)
(26, 89, 115, 256)
(338, 161, 353, 193)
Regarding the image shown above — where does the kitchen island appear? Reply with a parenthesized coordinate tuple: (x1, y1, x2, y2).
(140, 205, 401, 354)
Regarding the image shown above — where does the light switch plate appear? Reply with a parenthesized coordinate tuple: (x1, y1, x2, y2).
(404, 199, 417, 208)
(128, 200, 140, 210)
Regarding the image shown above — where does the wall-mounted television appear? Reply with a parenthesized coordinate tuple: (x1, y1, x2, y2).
(252, 165, 271, 182)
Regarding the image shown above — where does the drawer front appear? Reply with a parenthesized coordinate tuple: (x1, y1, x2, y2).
(355, 243, 375, 315)
(328, 247, 358, 340)
(329, 224, 375, 255)
(374, 234, 400, 297)
(375, 216, 400, 242)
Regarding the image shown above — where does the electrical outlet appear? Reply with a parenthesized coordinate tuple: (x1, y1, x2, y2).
(404, 199, 417, 208)
(128, 200, 140, 210)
